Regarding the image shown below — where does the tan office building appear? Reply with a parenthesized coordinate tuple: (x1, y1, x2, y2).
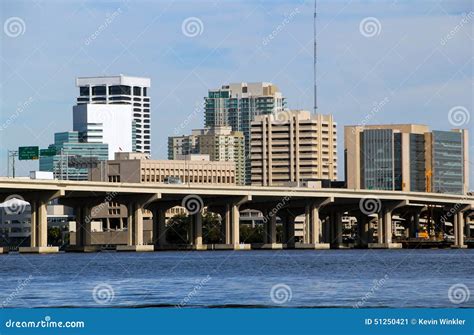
(168, 127, 245, 185)
(344, 124, 469, 194)
(250, 110, 338, 186)
(91, 152, 236, 185)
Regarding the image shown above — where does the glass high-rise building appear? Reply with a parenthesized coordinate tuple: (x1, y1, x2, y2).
(430, 131, 465, 194)
(345, 124, 469, 194)
(39, 131, 108, 180)
(204, 82, 285, 184)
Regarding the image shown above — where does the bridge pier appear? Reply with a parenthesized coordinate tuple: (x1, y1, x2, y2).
(20, 197, 58, 254)
(368, 202, 404, 249)
(117, 202, 153, 252)
(452, 211, 467, 249)
(153, 207, 168, 250)
(356, 214, 369, 248)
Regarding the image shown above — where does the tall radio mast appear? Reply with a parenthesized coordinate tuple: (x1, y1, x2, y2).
(313, 0, 317, 114)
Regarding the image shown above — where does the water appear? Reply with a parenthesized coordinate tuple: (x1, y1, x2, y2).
(0, 250, 472, 308)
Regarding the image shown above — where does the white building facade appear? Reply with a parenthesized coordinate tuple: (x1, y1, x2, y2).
(75, 75, 151, 155)
(73, 104, 133, 159)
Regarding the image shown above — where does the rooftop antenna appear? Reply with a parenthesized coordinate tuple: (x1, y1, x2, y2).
(313, 0, 317, 114)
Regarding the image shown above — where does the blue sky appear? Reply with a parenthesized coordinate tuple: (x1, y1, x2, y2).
(0, 0, 472, 187)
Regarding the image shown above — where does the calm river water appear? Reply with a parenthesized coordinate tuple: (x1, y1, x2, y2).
(0, 250, 472, 308)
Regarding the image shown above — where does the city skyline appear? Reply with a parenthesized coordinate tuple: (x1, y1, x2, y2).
(0, 0, 472, 188)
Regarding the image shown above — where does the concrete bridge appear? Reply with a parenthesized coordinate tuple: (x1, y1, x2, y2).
(0, 177, 472, 253)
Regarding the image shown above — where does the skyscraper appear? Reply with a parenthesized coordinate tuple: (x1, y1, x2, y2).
(344, 124, 469, 194)
(250, 110, 337, 186)
(76, 75, 151, 155)
(204, 82, 285, 184)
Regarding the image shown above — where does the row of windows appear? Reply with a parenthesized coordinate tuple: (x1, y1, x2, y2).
(79, 86, 148, 96)
(140, 174, 235, 184)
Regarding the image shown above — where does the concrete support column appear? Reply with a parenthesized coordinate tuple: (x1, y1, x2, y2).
(335, 211, 343, 245)
(323, 216, 331, 243)
(413, 212, 420, 238)
(83, 206, 92, 246)
(30, 201, 37, 248)
(155, 208, 167, 247)
(383, 209, 392, 244)
(231, 204, 240, 247)
(106, 218, 111, 232)
(356, 214, 368, 246)
(453, 213, 458, 246)
(310, 205, 320, 244)
(37, 200, 48, 247)
(268, 214, 277, 244)
(262, 211, 269, 244)
(74, 206, 82, 247)
(377, 213, 384, 244)
(304, 205, 311, 244)
(456, 212, 465, 247)
(134, 203, 143, 245)
(224, 204, 231, 244)
(193, 213, 203, 247)
(127, 203, 133, 246)
(285, 215, 295, 247)
(368, 218, 374, 243)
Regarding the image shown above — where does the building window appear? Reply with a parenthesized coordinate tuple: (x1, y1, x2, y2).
(133, 86, 141, 96)
(92, 86, 106, 95)
(79, 86, 89, 96)
(109, 85, 131, 95)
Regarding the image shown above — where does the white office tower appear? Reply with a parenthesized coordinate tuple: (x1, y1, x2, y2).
(73, 104, 133, 159)
(75, 75, 151, 155)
